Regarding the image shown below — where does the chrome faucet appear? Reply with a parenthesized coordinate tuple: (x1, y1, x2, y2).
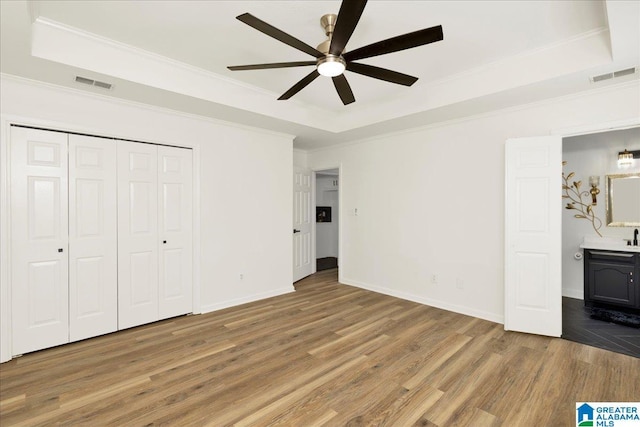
(635, 228, 639, 246)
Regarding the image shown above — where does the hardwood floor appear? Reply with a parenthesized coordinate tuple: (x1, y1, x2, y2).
(562, 296, 640, 358)
(1, 269, 639, 426)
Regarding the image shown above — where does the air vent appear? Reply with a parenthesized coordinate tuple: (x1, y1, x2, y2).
(613, 67, 636, 78)
(74, 75, 113, 90)
(591, 72, 613, 83)
(75, 76, 94, 85)
(92, 80, 112, 89)
(590, 67, 637, 83)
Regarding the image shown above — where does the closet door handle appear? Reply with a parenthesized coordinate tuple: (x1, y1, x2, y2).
(58, 248, 63, 253)
(163, 240, 167, 244)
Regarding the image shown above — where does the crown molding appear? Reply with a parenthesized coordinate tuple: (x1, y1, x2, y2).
(0, 73, 296, 141)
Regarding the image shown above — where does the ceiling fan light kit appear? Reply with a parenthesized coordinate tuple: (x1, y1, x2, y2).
(228, 0, 443, 105)
(317, 55, 346, 77)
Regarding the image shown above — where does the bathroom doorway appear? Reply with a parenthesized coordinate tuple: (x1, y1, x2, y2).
(560, 127, 640, 358)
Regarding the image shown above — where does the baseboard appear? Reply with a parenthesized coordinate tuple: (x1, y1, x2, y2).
(200, 286, 296, 314)
(562, 288, 583, 300)
(341, 278, 504, 324)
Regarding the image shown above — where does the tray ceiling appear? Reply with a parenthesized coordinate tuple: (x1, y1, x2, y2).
(1, 1, 638, 149)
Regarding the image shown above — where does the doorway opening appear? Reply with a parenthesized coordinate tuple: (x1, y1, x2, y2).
(314, 168, 340, 274)
(560, 126, 640, 358)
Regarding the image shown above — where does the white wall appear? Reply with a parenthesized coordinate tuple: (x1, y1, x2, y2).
(308, 81, 640, 324)
(315, 174, 339, 259)
(198, 128, 293, 312)
(0, 76, 294, 362)
(293, 149, 308, 169)
(561, 128, 640, 299)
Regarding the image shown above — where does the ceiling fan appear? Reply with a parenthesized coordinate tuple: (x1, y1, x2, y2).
(227, 0, 443, 105)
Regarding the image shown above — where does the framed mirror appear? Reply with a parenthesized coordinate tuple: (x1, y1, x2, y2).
(606, 173, 640, 226)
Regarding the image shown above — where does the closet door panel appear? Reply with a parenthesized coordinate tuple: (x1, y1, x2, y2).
(11, 127, 69, 355)
(129, 251, 155, 304)
(158, 146, 193, 319)
(68, 135, 117, 341)
(118, 142, 159, 329)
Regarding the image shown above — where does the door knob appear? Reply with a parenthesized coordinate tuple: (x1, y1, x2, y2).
(293, 229, 301, 234)
(163, 240, 167, 244)
(58, 248, 63, 253)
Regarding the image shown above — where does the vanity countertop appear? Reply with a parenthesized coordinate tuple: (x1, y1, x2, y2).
(580, 236, 640, 253)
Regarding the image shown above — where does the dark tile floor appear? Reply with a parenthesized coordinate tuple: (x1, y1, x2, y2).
(562, 297, 640, 358)
(316, 257, 338, 271)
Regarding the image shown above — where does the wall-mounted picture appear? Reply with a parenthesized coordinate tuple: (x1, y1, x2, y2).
(316, 206, 332, 223)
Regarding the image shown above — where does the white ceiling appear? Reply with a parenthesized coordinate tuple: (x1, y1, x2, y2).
(1, 1, 639, 150)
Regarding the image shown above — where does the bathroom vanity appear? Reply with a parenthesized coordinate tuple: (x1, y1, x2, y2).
(580, 239, 640, 311)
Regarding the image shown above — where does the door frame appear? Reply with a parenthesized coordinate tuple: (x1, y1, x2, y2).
(504, 117, 640, 338)
(312, 166, 342, 281)
(0, 114, 202, 363)
(550, 118, 640, 336)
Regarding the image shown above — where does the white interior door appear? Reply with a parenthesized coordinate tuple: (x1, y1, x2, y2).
(68, 134, 117, 341)
(118, 141, 159, 329)
(157, 146, 193, 320)
(293, 167, 313, 282)
(505, 136, 562, 337)
(10, 127, 69, 355)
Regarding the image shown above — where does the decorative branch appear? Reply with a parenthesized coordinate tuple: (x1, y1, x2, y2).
(562, 161, 602, 236)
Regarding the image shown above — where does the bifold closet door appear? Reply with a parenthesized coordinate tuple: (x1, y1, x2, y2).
(68, 134, 117, 341)
(118, 142, 159, 329)
(118, 142, 193, 329)
(10, 127, 69, 355)
(157, 146, 193, 320)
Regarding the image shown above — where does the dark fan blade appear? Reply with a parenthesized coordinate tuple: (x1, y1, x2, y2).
(344, 25, 443, 61)
(346, 62, 418, 86)
(278, 70, 320, 100)
(237, 13, 324, 58)
(332, 74, 355, 105)
(228, 61, 316, 71)
(329, 0, 368, 56)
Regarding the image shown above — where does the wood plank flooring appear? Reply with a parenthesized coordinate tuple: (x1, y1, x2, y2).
(1, 269, 639, 426)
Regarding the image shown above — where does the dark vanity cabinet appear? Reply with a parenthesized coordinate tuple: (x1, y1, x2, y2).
(584, 249, 639, 310)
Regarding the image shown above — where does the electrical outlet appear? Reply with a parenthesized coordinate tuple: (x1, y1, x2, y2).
(239, 273, 244, 280)
(431, 274, 438, 284)
(456, 278, 464, 289)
